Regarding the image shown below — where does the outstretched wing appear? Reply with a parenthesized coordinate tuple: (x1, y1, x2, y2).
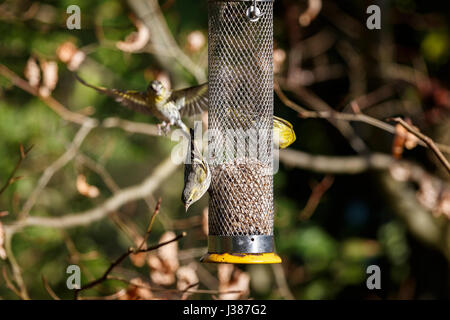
(171, 83, 208, 117)
(74, 74, 152, 115)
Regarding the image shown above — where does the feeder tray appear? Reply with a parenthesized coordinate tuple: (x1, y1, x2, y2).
(202, 0, 281, 264)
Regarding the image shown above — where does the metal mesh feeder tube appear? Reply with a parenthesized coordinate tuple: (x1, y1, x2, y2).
(202, 0, 281, 264)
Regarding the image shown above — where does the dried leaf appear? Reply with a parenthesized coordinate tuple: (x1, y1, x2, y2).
(0, 222, 6, 260)
(116, 19, 150, 53)
(56, 42, 86, 71)
(130, 235, 147, 267)
(186, 31, 206, 52)
(218, 264, 234, 286)
(273, 48, 286, 74)
(119, 278, 153, 300)
(202, 207, 208, 236)
(76, 174, 100, 198)
(392, 122, 419, 159)
(176, 263, 199, 292)
(299, 0, 322, 26)
(157, 231, 179, 273)
(147, 231, 180, 286)
(39, 60, 58, 97)
(218, 266, 250, 300)
(24, 57, 40, 88)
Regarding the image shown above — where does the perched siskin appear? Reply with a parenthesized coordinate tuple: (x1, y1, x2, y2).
(273, 116, 296, 149)
(181, 128, 211, 212)
(74, 74, 208, 134)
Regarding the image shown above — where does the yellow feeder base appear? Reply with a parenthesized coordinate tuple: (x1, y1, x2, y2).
(201, 252, 282, 264)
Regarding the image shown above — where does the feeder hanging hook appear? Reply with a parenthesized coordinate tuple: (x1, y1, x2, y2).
(246, 0, 264, 22)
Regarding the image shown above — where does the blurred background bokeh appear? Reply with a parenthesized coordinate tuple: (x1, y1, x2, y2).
(0, 0, 449, 300)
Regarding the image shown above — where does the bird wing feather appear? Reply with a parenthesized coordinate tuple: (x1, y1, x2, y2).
(74, 74, 152, 115)
(171, 83, 209, 117)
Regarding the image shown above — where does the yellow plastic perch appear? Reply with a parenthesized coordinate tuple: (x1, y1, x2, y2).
(201, 252, 282, 264)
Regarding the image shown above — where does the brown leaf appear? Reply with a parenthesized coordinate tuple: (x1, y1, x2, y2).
(76, 174, 100, 198)
(392, 122, 419, 159)
(147, 231, 180, 286)
(56, 42, 86, 71)
(116, 19, 150, 53)
(218, 266, 250, 300)
(0, 222, 6, 260)
(273, 48, 286, 74)
(119, 278, 153, 300)
(157, 231, 179, 273)
(186, 31, 206, 52)
(201, 207, 208, 236)
(176, 263, 199, 292)
(24, 57, 40, 88)
(39, 60, 58, 97)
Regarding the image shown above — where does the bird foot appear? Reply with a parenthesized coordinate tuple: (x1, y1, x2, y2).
(157, 122, 171, 136)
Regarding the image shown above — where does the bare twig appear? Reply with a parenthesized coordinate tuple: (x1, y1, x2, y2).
(107, 275, 243, 295)
(41, 275, 61, 300)
(127, 0, 206, 83)
(272, 264, 295, 300)
(274, 83, 450, 154)
(136, 198, 162, 251)
(102, 117, 159, 136)
(5, 155, 178, 234)
(74, 232, 186, 299)
(299, 175, 334, 220)
(0, 144, 33, 196)
(19, 121, 96, 218)
(0, 64, 92, 125)
(2, 267, 22, 299)
(3, 232, 29, 299)
(388, 118, 450, 174)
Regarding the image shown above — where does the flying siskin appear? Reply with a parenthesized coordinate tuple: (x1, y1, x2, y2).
(181, 128, 211, 212)
(75, 77, 296, 148)
(74, 74, 208, 134)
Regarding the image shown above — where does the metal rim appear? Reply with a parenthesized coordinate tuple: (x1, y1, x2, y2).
(208, 235, 274, 253)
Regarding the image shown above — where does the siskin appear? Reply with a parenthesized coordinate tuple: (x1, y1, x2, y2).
(181, 128, 211, 212)
(273, 115, 296, 149)
(74, 74, 208, 134)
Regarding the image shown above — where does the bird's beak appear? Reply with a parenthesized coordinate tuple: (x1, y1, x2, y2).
(184, 203, 189, 212)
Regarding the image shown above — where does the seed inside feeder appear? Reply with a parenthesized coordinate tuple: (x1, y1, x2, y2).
(208, 158, 273, 236)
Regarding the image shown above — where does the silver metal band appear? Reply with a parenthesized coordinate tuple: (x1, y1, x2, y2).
(208, 235, 274, 253)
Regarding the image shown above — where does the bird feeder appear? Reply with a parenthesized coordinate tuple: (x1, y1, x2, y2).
(202, 0, 281, 264)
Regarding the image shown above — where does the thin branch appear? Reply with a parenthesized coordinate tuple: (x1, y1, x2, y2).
(299, 175, 334, 220)
(271, 264, 295, 300)
(107, 275, 244, 295)
(0, 64, 93, 125)
(74, 232, 186, 299)
(274, 83, 450, 154)
(389, 117, 450, 174)
(0, 144, 33, 196)
(19, 121, 96, 218)
(136, 198, 162, 251)
(2, 267, 22, 299)
(5, 155, 178, 234)
(3, 231, 29, 299)
(41, 275, 61, 300)
(127, 0, 206, 83)
(279, 149, 395, 174)
(102, 117, 159, 136)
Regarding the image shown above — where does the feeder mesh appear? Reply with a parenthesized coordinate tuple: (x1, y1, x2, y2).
(208, 0, 274, 236)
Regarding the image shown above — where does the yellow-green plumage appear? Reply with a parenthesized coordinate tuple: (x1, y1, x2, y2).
(273, 116, 296, 149)
(181, 128, 211, 212)
(74, 74, 208, 134)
